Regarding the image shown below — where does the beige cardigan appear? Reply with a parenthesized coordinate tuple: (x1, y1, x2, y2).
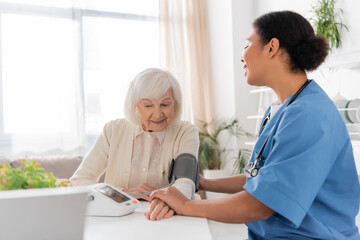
(70, 119, 199, 189)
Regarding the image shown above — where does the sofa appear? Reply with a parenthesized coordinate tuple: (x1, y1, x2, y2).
(0, 155, 104, 182)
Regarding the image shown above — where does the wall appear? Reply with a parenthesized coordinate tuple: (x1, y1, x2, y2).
(206, 0, 236, 118)
(253, 0, 313, 18)
(231, 0, 259, 135)
(206, 0, 256, 173)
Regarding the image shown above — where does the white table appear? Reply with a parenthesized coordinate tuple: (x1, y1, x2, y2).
(84, 201, 248, 240)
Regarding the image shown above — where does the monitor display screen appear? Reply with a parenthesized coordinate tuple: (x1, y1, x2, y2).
(98, 186, 130, 203)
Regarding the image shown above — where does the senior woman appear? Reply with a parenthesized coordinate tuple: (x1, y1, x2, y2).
(70, 68, 199, 220)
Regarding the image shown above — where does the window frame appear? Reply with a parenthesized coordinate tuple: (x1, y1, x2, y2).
(0, 1, 159, 156)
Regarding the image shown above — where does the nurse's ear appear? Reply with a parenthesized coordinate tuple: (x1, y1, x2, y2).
(267, 38, 280, 58)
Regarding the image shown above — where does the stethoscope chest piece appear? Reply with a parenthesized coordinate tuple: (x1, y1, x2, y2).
(244, 160, 260, 178)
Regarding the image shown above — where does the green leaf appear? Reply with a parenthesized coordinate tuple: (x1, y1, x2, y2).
(0, 160, 64, 191)
(310, 0, 348, 53)
(197, 118, 253, 174)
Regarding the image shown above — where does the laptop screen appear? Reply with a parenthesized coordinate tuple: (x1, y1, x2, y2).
(0, 187, 89, 240)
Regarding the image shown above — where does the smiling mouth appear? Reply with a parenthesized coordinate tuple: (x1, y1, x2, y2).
(243, 65, 248, 75)
(151, 119, 166, 124)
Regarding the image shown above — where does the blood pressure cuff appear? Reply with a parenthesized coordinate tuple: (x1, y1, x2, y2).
(168, 153, 200, 192)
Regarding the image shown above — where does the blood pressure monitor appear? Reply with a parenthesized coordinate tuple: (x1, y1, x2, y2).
(87, 183, 139, 217)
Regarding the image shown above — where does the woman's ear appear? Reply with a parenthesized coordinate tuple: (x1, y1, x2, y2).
(267, 38, 280, 58)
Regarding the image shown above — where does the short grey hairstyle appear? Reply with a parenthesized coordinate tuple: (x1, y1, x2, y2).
(124, 68, 183, 126)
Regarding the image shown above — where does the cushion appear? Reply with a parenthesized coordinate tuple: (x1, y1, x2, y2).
(11, 155, 83, 179)
(0, 158, 10, 166)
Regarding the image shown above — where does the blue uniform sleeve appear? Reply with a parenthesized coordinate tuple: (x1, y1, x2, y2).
(244, 104, 348, 227)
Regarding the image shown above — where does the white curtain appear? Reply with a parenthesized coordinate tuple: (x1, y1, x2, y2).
(0, 0, 160, 158)
(159, 0, 214, 124)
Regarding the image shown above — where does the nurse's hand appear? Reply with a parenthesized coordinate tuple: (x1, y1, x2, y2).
(145, 198, 174, 221)
(149, 187, 190, 216)
(122, 183, 154, 201)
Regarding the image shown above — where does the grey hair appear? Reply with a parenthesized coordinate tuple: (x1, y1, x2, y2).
(124, 68, 182, 126)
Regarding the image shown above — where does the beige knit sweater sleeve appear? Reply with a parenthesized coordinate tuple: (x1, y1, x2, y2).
(70, 122, 113, 186)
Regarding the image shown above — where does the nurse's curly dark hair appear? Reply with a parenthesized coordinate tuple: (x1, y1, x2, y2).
(253, 11, 329, 72)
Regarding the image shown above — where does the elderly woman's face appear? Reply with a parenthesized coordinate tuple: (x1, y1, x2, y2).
(137, 89, 175, 132)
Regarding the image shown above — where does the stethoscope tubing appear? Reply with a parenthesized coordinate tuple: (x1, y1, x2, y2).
(247, 80, 312, 177)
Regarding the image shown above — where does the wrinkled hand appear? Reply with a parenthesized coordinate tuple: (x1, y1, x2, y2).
(145, 198, 174, 221)
(149, 187, 189, 216)
(122, 183, 155, 201)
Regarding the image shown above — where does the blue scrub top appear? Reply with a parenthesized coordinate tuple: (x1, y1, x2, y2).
(244, 80, 360, 239)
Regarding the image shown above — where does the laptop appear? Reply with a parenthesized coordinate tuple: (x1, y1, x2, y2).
(0, 187, 89, 240)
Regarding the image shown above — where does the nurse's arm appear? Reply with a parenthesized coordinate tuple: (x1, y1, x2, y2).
(200, 174, 246, 194)
(149, 187, 274, 223)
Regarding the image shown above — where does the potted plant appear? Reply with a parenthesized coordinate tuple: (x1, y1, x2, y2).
(197, 118, 253, 175)
(233, 146, 252, 175)
(0, 160, 68, 191)
(310, 0, 348, 53)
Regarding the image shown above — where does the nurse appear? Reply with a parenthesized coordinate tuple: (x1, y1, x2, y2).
(147, 10, 360, 239)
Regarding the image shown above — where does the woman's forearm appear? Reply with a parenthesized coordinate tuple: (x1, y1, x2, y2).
(201, 174, 246, 194)
(70, 176, 98, 186)
(184, 190, 274, 223)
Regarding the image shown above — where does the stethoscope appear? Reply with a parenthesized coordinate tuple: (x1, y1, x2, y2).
(244, 79, 312, 178)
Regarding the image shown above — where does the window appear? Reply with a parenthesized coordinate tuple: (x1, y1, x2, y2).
(0, 0, 160, 158)
(83, 16, 159, 134)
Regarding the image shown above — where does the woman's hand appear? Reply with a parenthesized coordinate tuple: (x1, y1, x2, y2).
(149, 187, 190, 216)
(145, 198, 174, 221)
(122, 183, 154, 201)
